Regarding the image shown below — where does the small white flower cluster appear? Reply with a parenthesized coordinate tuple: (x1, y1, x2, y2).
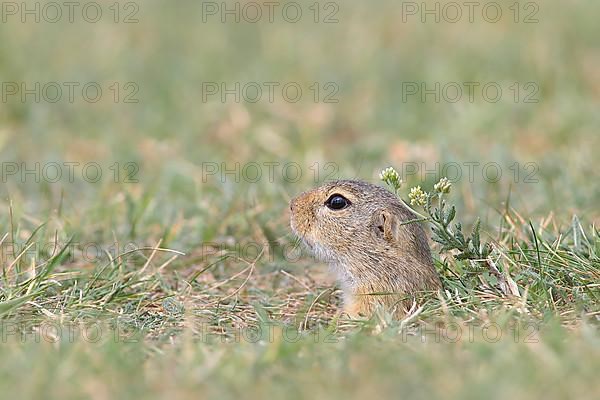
(434, 177, 452, 194)
(380, 167, 452, 208)
(379, 166, 403, 190)
(409, 186, 427, 206)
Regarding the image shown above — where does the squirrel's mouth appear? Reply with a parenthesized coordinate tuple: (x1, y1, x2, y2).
(290, 216, 333, 261)
(289, 217, 307, 239)
(291, 227, 313, 251)
(289, 224, 316, 253)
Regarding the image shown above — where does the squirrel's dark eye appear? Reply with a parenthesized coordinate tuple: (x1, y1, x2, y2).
(325, 194, 350, 210)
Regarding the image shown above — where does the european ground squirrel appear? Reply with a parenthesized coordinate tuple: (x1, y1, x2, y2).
(290, 179, 441, 318)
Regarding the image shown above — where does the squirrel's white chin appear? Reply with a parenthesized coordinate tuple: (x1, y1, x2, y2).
(311, 242, 335, 262)
(329, 262, 357, 289)
(293, 231, 356, 289)
(307, 244, 356, 288)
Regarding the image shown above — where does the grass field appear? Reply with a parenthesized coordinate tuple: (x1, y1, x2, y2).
(0, 0, 599, 399)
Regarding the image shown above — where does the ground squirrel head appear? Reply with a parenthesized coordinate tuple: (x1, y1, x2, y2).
(289, 179, 431, 266)
(290, 179, 440, 317)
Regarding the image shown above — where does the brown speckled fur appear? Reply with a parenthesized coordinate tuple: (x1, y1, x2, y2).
(290, 180, 441, 318)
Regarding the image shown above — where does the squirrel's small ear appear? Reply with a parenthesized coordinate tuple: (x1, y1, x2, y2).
(374, 209, 402, 243)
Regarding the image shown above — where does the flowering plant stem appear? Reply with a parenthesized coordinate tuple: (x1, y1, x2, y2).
(380, 168, 516, 295)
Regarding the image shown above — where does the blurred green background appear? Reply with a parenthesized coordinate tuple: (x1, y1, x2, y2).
(1, 0, 598, 247)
